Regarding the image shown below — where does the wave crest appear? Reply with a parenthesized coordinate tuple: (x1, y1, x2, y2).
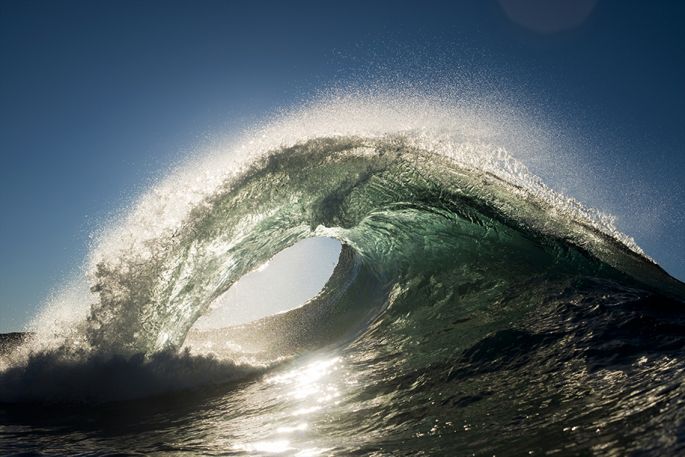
(3, 92, 684, 405)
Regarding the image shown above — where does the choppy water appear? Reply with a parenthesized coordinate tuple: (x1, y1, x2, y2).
(1, 92, 684, 456)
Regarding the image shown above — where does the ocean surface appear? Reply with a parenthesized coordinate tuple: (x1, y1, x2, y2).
(1, 93, 684, 456)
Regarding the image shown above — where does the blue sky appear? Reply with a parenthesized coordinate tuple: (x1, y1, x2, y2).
(1, 0, 684, 332)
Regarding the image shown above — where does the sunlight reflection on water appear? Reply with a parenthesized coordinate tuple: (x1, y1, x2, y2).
(233, 356, 344, 455)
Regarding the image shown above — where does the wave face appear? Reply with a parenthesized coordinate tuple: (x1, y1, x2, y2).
(1, 92, 685, 455)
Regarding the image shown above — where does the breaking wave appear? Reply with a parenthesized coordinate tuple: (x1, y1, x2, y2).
(1, 88, 683, 446)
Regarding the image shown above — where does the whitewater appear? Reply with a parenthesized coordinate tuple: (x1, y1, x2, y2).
(1, 89, 684, 456)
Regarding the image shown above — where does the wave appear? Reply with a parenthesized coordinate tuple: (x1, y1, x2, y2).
(1, 91, 683, 406)
(81, 133, 682, 357)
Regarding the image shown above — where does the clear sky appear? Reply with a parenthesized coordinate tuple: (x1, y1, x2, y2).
(1, 0, 684, 332)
